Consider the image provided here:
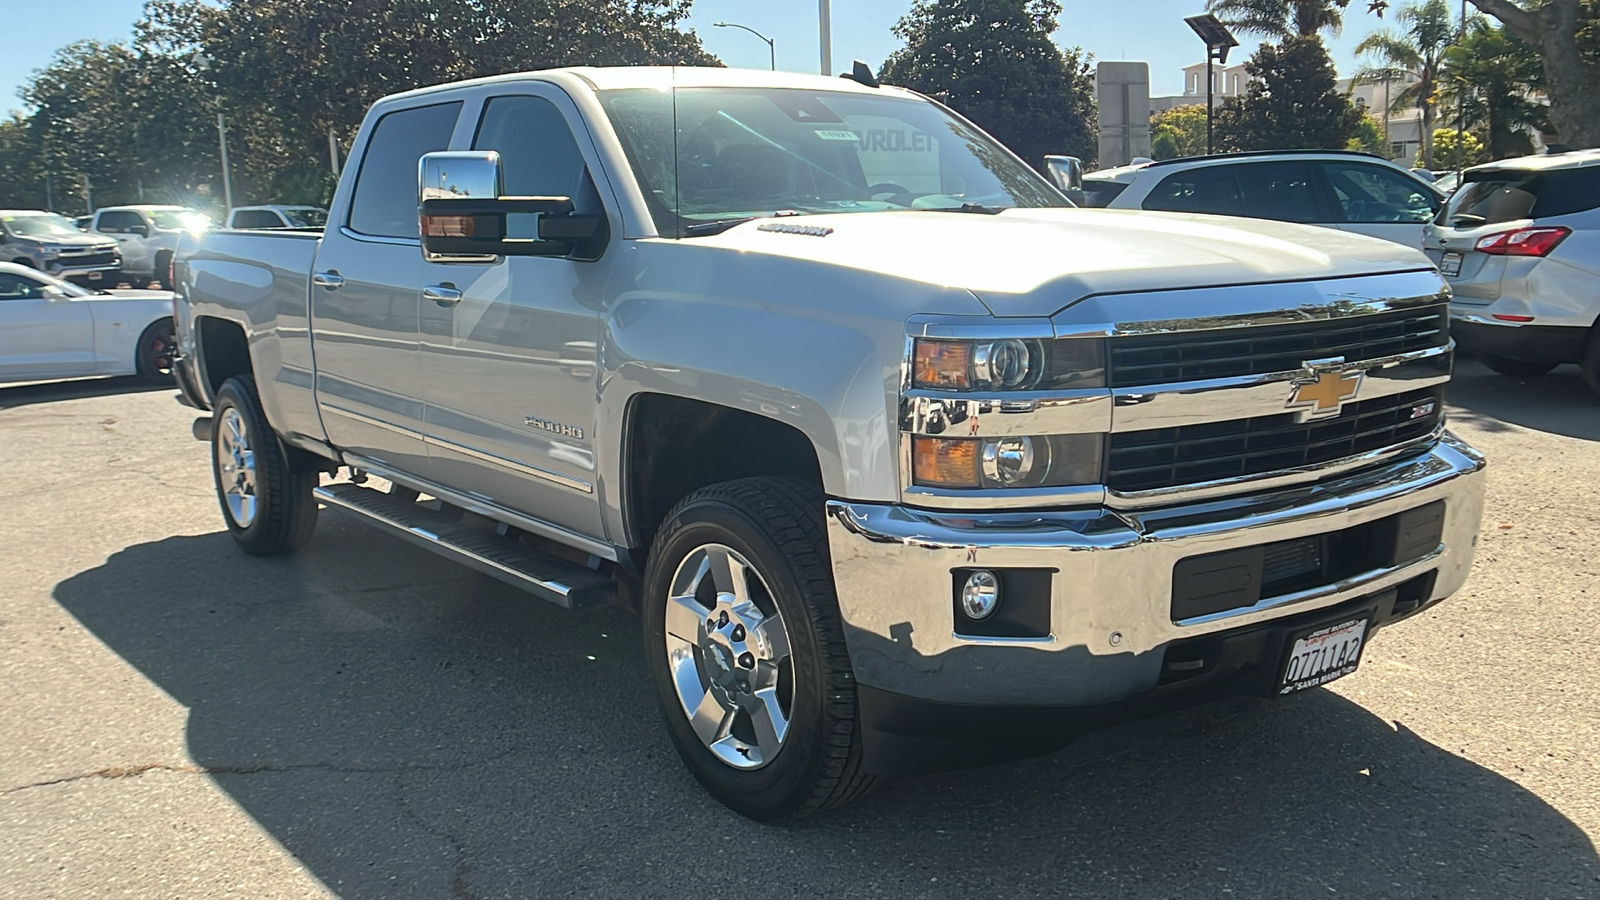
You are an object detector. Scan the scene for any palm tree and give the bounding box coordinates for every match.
[1206,0,1354,39]
[1438,19,1545,160]
[1353,0,1456,168]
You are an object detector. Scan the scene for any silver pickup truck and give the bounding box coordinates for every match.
[174,66,1486,819]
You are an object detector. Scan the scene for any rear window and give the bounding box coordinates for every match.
[1082,180,1128,208]
[1443,166,1600,226]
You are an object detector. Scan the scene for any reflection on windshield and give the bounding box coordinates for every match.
[2,214,82,237]
[599,86,1068,236]
[148,210,210,231]
[282,208,328,228]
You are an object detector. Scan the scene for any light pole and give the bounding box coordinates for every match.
[216,112,234,214]
[819,0,831,76]
[714,22,776,70]
[1185,14,1238,156]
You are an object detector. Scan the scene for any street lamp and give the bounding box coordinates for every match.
[713,21,776,70]
[1184,14,1238,155]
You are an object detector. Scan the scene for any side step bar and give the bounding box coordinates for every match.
[313,482,615,610]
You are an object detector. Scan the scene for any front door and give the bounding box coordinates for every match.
[95,210,154,277]
[0,271,94,380]
[311,99,463,478]
[418,88,610,539]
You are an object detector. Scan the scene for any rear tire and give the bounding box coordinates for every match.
[641,477,873,820]
[1480,356,1558,378]
[211,376,318,556]
[134,319,175,384]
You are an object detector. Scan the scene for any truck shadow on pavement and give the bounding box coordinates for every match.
[1447,359,1600,442]
[53,522,1599,900]
[0,376,175,410]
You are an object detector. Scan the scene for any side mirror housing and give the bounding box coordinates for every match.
[41,285,71,301]
[1044,154,1087,206]
[418,151,605,261]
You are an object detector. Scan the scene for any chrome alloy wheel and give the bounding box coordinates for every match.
[215,407,258,528]
[664,544,794,770]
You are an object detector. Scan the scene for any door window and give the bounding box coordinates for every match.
[473,95,591,202]
[0,272,46,300]
[1234,162,1320,223]
[232,210,279,229]
[1323,163,1438,223]
[96,211,141,233]
[348,101,463,239]
[1142,166,1244,216]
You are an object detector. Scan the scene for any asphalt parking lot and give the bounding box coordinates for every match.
[1,360,1597,900]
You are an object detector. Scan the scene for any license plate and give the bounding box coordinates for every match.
[1278,616,1370,694]
[1439,251,1463,277]
[86,271,102,281]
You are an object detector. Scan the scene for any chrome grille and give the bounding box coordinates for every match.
[1108,305,1448,388]
[1107,386,1444,493]
[59,250,118,268]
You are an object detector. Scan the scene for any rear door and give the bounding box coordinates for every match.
[311,99,463,478]
[1319,160,1439,249]
[0,271,94,380]
[416,86,610,538]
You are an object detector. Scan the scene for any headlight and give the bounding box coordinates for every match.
[39,246,60,259]
[912,337,1103,391]
[912,433,1102,489]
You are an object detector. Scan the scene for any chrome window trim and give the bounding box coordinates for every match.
[341,453,616,561]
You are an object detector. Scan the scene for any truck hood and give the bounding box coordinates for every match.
[696,208,1434,317]
[24,233,116,250]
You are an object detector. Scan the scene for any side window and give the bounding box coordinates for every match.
[1142,166,1244,216]
[1323,163,1437,223]
[472,95,593,208]
[348,101,463,239]
[96,211,133,233]
[1235,162,1319,223]
[0,272,45,300]
[234,211,277,229]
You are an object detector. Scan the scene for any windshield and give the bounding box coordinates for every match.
[148,209,210,230]
[282,208,328,228]
[598,86,1069,235]
[2,213,83,237]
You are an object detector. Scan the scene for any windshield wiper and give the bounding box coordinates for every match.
[682,216,759,237]
[920,203,1008,215]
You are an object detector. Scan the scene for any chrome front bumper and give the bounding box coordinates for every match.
[825,432,1486,706]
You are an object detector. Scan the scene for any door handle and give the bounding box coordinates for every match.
[312,270,344,290]
[423,284,462,306]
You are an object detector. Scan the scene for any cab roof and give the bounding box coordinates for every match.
[382,65,908,104]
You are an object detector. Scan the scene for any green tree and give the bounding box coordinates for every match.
[1150,104,1210,159]
[1207,0,1355,38]
[879,0,1097,168]
[1215,36,1364,151]
[1348,110,1390,155]
[1354,0,1456,169]
[1449,1,1600,148]
[1432,127,1489,165]
[1440,19,1546,157]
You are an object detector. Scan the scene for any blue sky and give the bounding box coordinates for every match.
[1,0,1390,117]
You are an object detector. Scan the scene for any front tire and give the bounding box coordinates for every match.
[1480,355,1558,378]
[210,376,318,556]
[641,477,873,820]
[134,319,175,384]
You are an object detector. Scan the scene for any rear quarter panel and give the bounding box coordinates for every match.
[180,230,327,449]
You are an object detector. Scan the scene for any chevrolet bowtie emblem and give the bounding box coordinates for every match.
[1287,358,1364,420]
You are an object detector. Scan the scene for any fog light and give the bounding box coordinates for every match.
[961,570,1001,619]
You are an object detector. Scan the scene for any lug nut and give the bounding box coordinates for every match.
[717,611,729,626]
[731,625,745,641]
[738,652,755,669]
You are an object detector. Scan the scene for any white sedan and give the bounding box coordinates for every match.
[0,261,176,385]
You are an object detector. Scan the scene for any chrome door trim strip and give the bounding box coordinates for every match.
[421,434,593,494]
[320,403,420,438]
[340,453,618,561]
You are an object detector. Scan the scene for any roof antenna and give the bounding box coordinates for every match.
[841,60,879,88]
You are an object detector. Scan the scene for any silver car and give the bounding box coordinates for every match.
[1424,150,1600,393]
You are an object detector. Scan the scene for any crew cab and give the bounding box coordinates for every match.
[173,67,1486,819]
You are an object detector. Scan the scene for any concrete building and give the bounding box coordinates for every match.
[1150,61,1252,113]
[1341,74,1427,168]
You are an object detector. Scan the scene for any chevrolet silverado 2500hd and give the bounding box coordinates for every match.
[174,66,1486,819]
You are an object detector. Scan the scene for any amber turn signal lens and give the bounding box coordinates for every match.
[422,214,476,238]
[913,340,972,389]
[912,436,981,488]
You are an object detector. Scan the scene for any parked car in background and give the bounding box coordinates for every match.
[0,260,174,385]
[1424,149,1600,392]
[175,66,1485,819]
[0,210,121,286]
[227,205,329,230]
[1432,171,1462,195]
[87,205,210,288]
[1082,150,1445,249]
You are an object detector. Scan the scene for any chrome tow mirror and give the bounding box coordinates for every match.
[1044,155,1086,206]
[418,151,605,261]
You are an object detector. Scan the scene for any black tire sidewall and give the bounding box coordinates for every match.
[642,495,834,820]
[210,377,314,555]
[135,319,175,383]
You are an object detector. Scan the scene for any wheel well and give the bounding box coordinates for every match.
[624,394,824,551]
[12,258,35,267]
[196,316,252,396]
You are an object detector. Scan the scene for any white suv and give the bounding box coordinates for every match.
[1084,150,1444,249]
